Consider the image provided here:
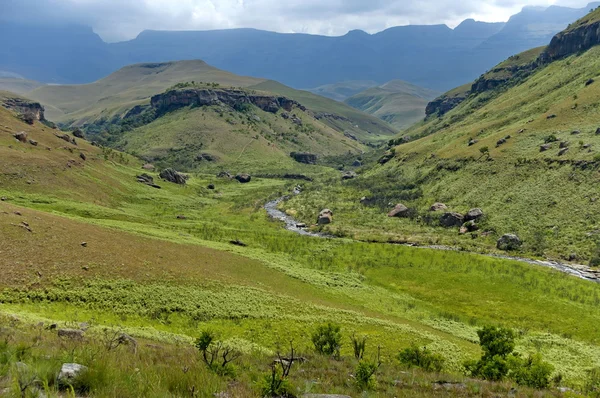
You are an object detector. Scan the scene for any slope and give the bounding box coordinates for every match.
[306,80,379,101]
[345,80,440,130]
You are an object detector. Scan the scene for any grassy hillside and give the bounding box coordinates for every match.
[307,80,378,101]
[2,90,600,396]
[345,80,440,130]
[0,77,45,95]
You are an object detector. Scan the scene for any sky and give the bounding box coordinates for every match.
[2,0,595,42]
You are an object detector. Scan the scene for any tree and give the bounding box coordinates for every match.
[464,326,516,381]
[260,341,299,397]
[194,330,241,374]
[398,344,444,372]
[311,323,342,358]
[508,354,554,389]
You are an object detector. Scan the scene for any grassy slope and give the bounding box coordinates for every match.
[0,78,45,95]
[2,97,600,396]
[307,80,378,101]
[344,80,440,130]
[250,80,398,142]
[285,43,600,263]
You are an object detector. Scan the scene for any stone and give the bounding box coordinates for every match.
[290,152,317,165]
[57,329,84,340]
[81,242,87,247]
[0,197,6,201]
[160,168,188,184]
[430,203,448,212]
[296,223,307,228]
[56,133,77,145]
[317,209,333,225]
[136,174,161,188]
[229,239,248,247]
[341,171,357,180]
[546,114,557,119]
[79,152,86,161]
[235,174,251,183]
[468,139,478,146]
[360,197,374,206]
[207,184,215,190]
[496,138,506,147]
[440,212,465,228]
[142,163,155,171]
[559,141,569,149]
[571,130,581,135]
[584,144,592,149]
[586,78,595,86]
[13,131,27,143]
[196,153,218,162]
[464,220,479,232]
[596,128,600,135]
[497,234,522,251]
[217,171,233,179]
[352,160,362,167]
[72,129,84,138]
[58,363,88,384]
[559,148,569,156]
[465,208,484,221]
[302,395,351,398]
[540,144,551,152]
[28,139,38,146]
[176,215,187,220]
[388,204,410,218]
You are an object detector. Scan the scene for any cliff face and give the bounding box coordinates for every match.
[1,97,45,123]
[425,94,469,117]
[150,88,305,114]
[541,20,600,62]
[471,62,539,93]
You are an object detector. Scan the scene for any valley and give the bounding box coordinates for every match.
[3,3,600,398]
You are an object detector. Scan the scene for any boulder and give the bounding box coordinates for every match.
[497,234,522,251]
[341,171,357,180]
[58,363,88,384]
[352,160,362,167]
[13,132,27,143]
[56,133,77,145]
[440,212,465,228]
[79,152,86,161]
[540,144,551,152]
[388,204,410,218]
[217,171,233,179]
[430,203,448,212]
[586,78,595,86]
[317,209,333,225]
[28,139,38,146]
[559,148,569,156]
[465,208,484,221]
[160,168,188,184]
[142,163,155,171]
[571,130,581,135]
[57,329,84,340]
[496,138,506,147]
[137,173,161,189]
[235,174,251,183]
[196,153,218,162]
[468,139,478,146]
[207,184,215,190]
[72,129,84,138]
[559,141,569,149]
[290,152,317,165]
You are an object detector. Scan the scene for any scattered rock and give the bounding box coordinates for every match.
[229,239,247,247]
[546,114,556,119]
[317,209,333,225]
[58,363,88,384]
[296,223,307,228]
[72,129,84,138]
[290,152,317,165]
[430,203,448,212]
[217,171,233,179]
[79,152,86,161]
[352,160,362,167]
[586,78,595,86]
[196,153,218,162]
[360,197,375,206]
[28,139,38,146]
[142,163,155,171]
[559,148,569,156]
[207,184,215,190]
[137,174,162,189]
[379,151,394,165]
[540,144,551,152]
[81,242,87,247]
[160,168,188,185]
[468,139,478,146]
[559,141,569,149]
[341,171,357,180]
[13,131,27,143]
[176,215,187,220]
[388,204,410,218]
[235,173,251,183]
[440,212,465,228]
[57,329,84,340]
[56,133,77,145]
[496,138,507,147]
[464,208,484,221]
[497,234,522,251]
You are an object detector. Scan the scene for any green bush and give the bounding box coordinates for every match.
[311,323,342,358]
[258,367,295,397]
[355,360,379,390]
[508,354,554,389]
[350,333,367,360]
[464,326,516,381]
[398,344,444,372]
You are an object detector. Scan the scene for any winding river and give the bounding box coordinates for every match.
[264,192,600,283]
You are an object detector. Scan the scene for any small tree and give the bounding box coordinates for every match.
[508,354,554,389]
[194,330,241,374]
[398,344,444,372]
[355,346,382,391]
[259,342,298,397]
[350,333,367,360]
[311,323,342,359]
[464,326,516,381]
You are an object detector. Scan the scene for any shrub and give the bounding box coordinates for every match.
[508,354,554,389]
[355,360,379,390]
[544,134,559,144]
[194,330,241,375]
[464,326,516,381]
[259,342,298,397]
[398,344,444,372]
[585,367,600,396]
[350,333,367,360]
[311,323,341,358]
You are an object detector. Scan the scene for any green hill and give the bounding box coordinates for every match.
[0,77,45,95]
[307,80,378,101]
[345,80,440,130]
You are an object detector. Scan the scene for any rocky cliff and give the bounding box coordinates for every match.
[540,18,600,62]
[0,96,45,123]
[150,88,305,114]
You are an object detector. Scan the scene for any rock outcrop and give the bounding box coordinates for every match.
[1,97,45,123]
[388,204,410,218]
[425,92,469,117]
[540,18,600,63]
[430,203,448,212]
[440,212,465,228]
[151,88,305,114]
[160,168,188,185]
[290,152,317,165]
[235,173,251,183]
[497,234,522,251]
[317,209,333,225]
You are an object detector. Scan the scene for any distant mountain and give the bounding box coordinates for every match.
[0,3,597,91]
[345,80,440,130]
[307,81,379,102]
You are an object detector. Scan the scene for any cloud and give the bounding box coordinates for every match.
[1,0,593,42]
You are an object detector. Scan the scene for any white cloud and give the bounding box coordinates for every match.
[2,0,594,41]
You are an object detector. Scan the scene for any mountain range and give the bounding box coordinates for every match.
[1,2,599,91]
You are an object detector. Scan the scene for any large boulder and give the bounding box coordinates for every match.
[388,204,410,218]
[142,163,155,171]
[317,209,333,225]
[341,171,357,180]
[58,363,88,384]
[13,131,27,143]
[160,168,188,184]
[497,234,522,251]
[290,152,317,165]
[465,208,484,221]
[430,203,448,212]
[72,129,85,138]
[440,212,465,228]
[235,173,251,183]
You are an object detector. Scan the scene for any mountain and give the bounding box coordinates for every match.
[307,80,378,101]
[344,80,440,130]
[0,3,596,92]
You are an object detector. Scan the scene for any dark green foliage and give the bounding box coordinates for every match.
[354,346,382,391]
[464,326,516,381]
[508,354,554,389]
[311,323,342,358]
[544,134,559,143]
[585,367,600,396]
[350,333,367,360]
[398,344,444,372]
[589,241,600,267]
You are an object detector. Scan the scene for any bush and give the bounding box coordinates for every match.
[194,330,240,375]
[398,344,444,372]
[355,360,379,390]
[508,354,554,389]
[585,367,600,396]
[464,326,516,381]
[311,323,341,358]
[350,333,367,360]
